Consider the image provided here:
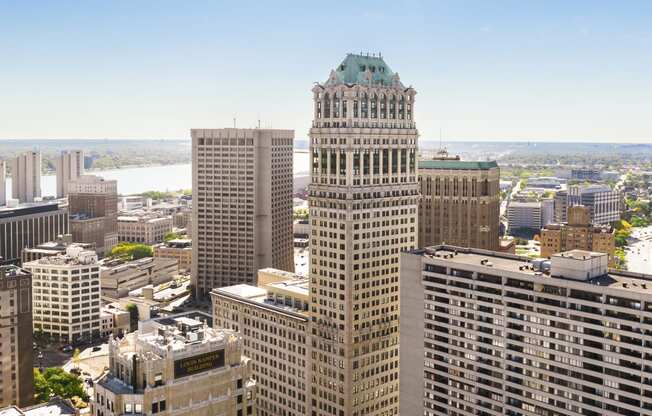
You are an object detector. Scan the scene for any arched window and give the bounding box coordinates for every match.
[361,93,368,118]
[399,95,405,119]
[380,94,387,119]
[389,95,396,119]
[370,94,377,119]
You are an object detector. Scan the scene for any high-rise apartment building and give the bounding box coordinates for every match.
[55,150,84,198]
[24,246,101,343]
[0,266,33,408]
[568,184,622,225]
[401,246,652,416]
[0,202,69,264]
[92,312,256,416]
[418,156,500,250]
[68,175,118,255]
[541,205,616,265]
[10,152,41,203]
[212,268,310,416]
[191,128,294,295]
[0,161,6,206]
[309,53,418,415]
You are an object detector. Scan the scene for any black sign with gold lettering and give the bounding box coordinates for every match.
[174,350,225,379]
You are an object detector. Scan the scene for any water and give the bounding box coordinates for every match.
[4,151,311,197]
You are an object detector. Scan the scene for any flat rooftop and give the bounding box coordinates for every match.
[419,245,652,295]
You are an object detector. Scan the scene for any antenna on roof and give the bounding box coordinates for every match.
[233,117,236,128]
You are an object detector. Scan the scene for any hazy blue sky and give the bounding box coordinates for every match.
[1,1,651,142]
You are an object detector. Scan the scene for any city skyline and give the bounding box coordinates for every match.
[2,1,652,142]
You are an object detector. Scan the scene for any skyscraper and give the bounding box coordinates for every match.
[55,150,84,198]
[10,151,41,203]
[309,53,418,415]
[191,128,294,296]
[0,265,34,408]
[68,175,118,255]
[418,155,500,251]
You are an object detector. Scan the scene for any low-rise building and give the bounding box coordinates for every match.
[92,312,256,416]
[24,246,101,343]
[100,257,178,298]
[541,205,616,265]
[153,239,192,271]
[212,269,309,416]
[0,397,78,416]
[117,214,173,245]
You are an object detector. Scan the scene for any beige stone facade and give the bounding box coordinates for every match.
[24,246,101,343]
[308,53,418,415]
[117,214,173,244]
[0,266,33,408]
[191,128,294,295]
[92,312,256,416]
[153,239,192,271]
[418,156,500,250]
[212,269,309,416]
[541,205,616,265]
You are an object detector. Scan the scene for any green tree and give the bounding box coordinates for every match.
[164,231,182,242]
[126,303,139,332]
[33,368,89,404]
[33,368,51,403]
[110,243,153,260]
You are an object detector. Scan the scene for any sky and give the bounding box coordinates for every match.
[1,0,651,142]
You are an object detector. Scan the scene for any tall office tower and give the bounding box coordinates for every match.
[10,151,41,203]
[55,150,84,198]
[0,265,34,408]
[68,175,118,255]
[418,155,500,250]
[0,161,6,206]
[0,202,69,265]
[553,189,568,223]
[191,128,294,296]
[401,246,652,416]
[568,184,623,225]
[309,53,418,416]
[24,246,101,343]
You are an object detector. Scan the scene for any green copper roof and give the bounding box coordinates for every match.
[419,160,499,170]
[324,53,403,87]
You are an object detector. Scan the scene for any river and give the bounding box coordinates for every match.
[4,151,311,196]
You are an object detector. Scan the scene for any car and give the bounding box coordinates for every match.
[61,345,74,353]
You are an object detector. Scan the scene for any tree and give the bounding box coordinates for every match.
[164,231,182,242]
[126,303,139,332]
[72,349,81,371]
[110,243,153,260]
[33,368,89,404]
